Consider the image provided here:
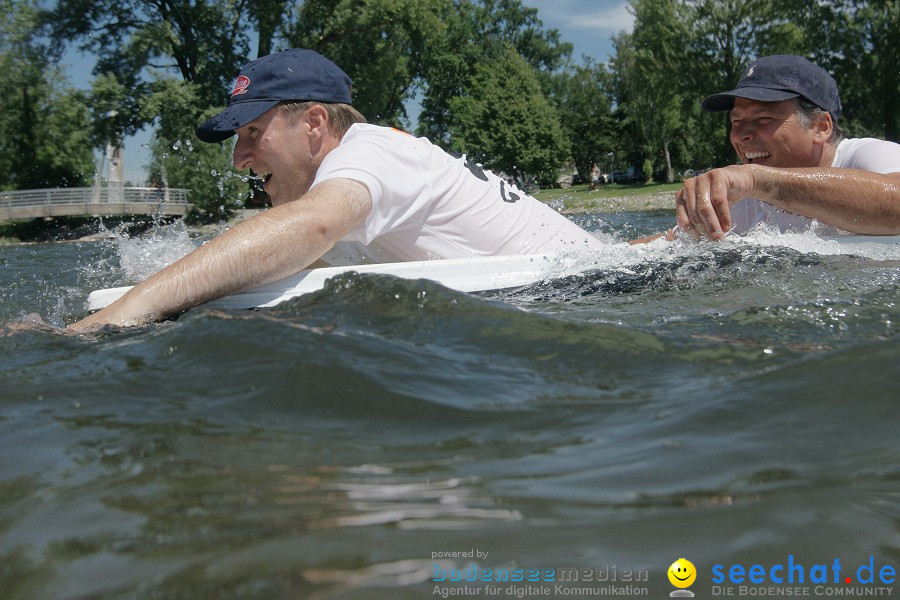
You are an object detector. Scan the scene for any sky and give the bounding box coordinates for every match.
[520,0,634,63]
[60,0,635,184]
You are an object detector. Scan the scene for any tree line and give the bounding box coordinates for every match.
[1,0,897,220]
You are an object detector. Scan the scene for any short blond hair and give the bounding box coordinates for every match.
[278,101,367,137]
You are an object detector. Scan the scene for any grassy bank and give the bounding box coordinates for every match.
[534,182,681,214]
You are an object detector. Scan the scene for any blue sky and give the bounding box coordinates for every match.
[60,0,634,183]
[521,0,633,62]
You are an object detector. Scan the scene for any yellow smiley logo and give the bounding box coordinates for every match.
[668,558,697,588]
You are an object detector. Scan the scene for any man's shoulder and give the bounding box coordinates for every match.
[838,136,900,149]
[340,125,460,173]
[836,137,900,157]
[342,123,419,142]
[341,122,385,141]
[833,137,900,173]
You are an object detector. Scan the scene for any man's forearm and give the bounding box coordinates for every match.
[103,209,329,323]
[68,179,372,330]
[753,166,900,234]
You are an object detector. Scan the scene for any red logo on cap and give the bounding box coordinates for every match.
[231,75,250,97]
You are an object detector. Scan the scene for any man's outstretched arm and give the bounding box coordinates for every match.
[67,178,372,332]
[677,165,900,240]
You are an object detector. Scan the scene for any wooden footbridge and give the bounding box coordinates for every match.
[1,186,192,222]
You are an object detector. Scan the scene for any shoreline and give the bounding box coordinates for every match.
[0,190,676,244]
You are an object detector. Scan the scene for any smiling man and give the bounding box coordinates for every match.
[675,54,900,240]
[69,49,603,331]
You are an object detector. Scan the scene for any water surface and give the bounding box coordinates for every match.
[1,212,898,599]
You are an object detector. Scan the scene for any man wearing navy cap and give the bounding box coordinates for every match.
[673,54,900,240]
[70,49,604,331]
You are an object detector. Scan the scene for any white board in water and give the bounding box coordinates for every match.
[85,234,900,311]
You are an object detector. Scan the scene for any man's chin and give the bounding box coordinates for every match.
[262,182,279,205]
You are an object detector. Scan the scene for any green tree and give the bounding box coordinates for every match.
[550,59,616,184]
[0,0,94,190]
[88,73,145,156]
[612,0,691,182]
[823,0,900,141]
[417,0,572,144]
[284,0,449,127]
[48,0,264,105]
[449,45,568,186]
[683,0,776,97]
[254,0,292,58]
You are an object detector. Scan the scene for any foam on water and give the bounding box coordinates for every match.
[579,226,899,282]
[516,224,900,293]
[106,220,198,282]
[737,225,900,261]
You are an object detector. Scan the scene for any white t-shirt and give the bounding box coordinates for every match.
[310,124,604,264]
[730,137,900,234]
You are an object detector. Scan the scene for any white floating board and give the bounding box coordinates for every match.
[85,234,900,312]
[86,253,567,311]
[820,234,900,246]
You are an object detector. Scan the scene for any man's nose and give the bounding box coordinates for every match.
[731,122,752,140]
[233,139,251,170]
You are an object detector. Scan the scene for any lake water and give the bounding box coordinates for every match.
[1,211,898,599]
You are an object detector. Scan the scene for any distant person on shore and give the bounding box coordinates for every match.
[68,49,603,332]
[589,163,602,191]
[648,55,900,243]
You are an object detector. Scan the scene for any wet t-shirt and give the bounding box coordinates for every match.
[311,124,604,264]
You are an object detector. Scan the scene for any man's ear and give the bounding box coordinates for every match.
[814,111,833,143]
[305,104,329,139]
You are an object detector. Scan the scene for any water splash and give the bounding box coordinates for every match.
[112,221,197,282]
[738,225,900,261]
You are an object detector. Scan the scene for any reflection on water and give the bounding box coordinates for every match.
[0,213,898,599]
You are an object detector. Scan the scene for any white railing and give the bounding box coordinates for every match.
[0,187,190,207]
[0,187,192,221]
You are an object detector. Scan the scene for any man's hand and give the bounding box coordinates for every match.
[675,165,757,240]
[67,178,373,333]
[65,300,153,334]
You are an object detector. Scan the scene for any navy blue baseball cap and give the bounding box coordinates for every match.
[702,55,842,122]
[196,48,353,143]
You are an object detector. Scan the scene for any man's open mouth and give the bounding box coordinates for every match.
[745,151,771,164]
[250,170,272,185]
